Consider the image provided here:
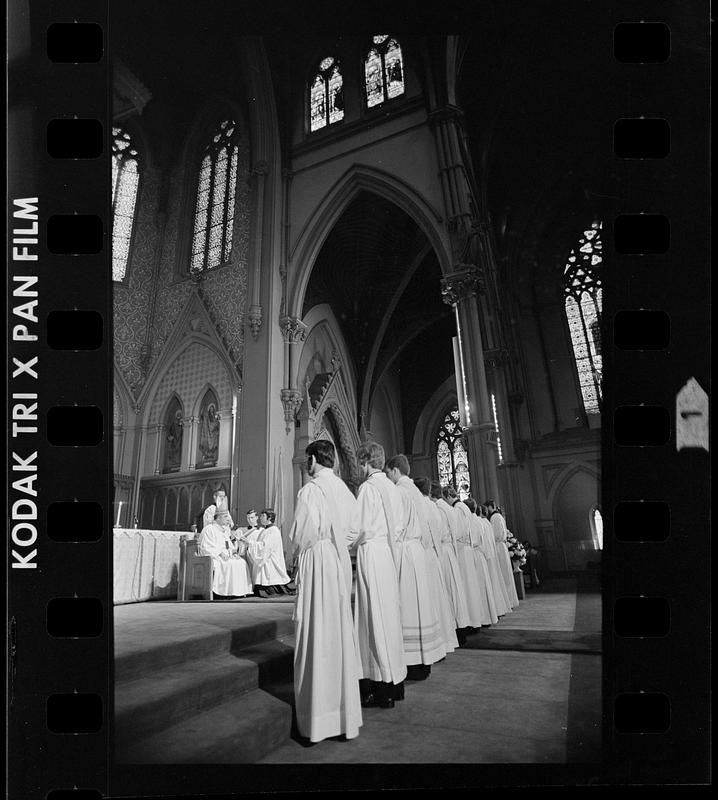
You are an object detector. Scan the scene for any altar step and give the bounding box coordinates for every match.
[115,613,296,763]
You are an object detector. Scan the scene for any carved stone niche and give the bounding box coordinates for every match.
[440,266,486,306]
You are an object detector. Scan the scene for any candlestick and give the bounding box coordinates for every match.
[115,500,123,528]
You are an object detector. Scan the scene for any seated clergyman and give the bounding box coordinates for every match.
[198,510,253,599]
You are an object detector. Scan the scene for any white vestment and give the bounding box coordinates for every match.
[491,511,520,607]
[453,501,493,626]
[393,476,445,665]
[247,525,291,586]
[421,495,459,652]
[467,513,499,623]
[287,467,362,743]
[479,516,512,615]
[435,498,472,628]
[348,472,407,684]
[198,522,252,596]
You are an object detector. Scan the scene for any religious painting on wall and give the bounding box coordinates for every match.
[162,397,183,474]
[196,388,220,468]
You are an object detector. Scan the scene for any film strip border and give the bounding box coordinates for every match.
[8,1,110,799]
[5,1,710,796]
[607,8,710,783]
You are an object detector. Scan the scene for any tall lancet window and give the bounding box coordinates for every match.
[364,35,405,108]
[190,120,239,275]
[564,220,603,415]
[309,56,344,132]
[491,393,504,464]
[111,127,140,282]
[436,408,471,500]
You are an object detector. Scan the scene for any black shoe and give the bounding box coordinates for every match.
[393,681,405,701]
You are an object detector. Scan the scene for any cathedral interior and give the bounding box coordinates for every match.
[110,2,610,574]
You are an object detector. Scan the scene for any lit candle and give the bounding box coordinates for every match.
[115,500,123,528]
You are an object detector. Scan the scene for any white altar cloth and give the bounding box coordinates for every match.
[113,528,187,605]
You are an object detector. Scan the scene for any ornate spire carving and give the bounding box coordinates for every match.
[440,267,486,306]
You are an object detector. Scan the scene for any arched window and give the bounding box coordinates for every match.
[309,56,344,132]
[190,120,240,275]
[564,220,603,415]
[195,388,220,468]
[111,127,140,282]
[162,397,184,474]
[591,507,603,550]
[436,407,471,500]
[364,35,405,108]
[491,393,504,464]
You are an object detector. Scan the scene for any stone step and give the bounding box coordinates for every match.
[116,687,293,764]
[115,615,295,683]
[115,635,295,745]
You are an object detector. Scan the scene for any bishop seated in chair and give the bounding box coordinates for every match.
[198,510,253,599]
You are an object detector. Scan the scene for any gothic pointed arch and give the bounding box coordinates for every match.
[287,164,450,319]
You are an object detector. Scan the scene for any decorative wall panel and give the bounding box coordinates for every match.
[148,341,233,424]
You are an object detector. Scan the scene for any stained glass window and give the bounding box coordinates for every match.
[564,221,603,415]
[436,407,471,500]
[364,36,405,108]
[309,56,344,132]
[190,120,240,274]
[112,127,140,282]
[592,507,603,550]
[491,393,504,463]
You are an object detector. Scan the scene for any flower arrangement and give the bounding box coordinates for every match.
[506,531,527,567]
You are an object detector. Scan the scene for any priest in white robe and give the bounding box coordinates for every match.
[486,499,520,608]
[414,477,459,655]
[287,439,362,744]
[463,497,499,623]
[197,510,253,598]
[247,509,292,596]
[446,487,492,627]
[479,504,512,615]
[348,441,407,708]
[433,482,472,643]
[386,454,446,680]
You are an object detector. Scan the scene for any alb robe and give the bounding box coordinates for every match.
[490,511,520,608]
[467,513,499,623]
[421,495,459,653]
[393,476,445,665]
[247,525,291,587]
[478,516,512,615]
[348,472,407,685]
[198,521,253,596]
[435,498,472,629]
[287,467,362,743]
[453,501,493,626]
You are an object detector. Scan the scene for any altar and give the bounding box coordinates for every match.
[113,528,191,605]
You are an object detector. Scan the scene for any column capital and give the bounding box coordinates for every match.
[251,160,269,176]
[484,347,510,371]
[280,315,308,344]
[440,266,485,306]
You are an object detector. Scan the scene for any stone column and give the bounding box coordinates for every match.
[152,423,165,475]
[182,416,199,471]
[441,267,499,502]
[248,161,269,341]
